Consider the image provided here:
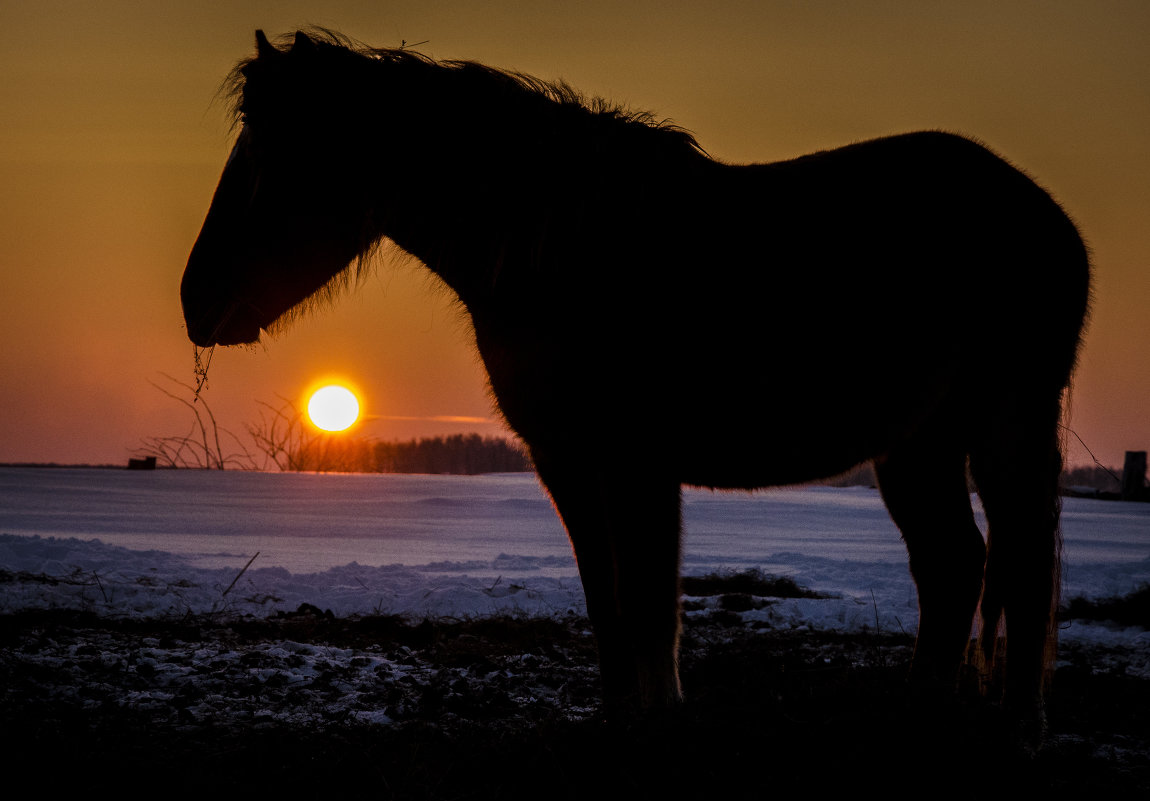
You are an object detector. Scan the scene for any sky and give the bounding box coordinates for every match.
[1,1,1147,469]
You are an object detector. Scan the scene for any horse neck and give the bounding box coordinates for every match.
[367,131,577,310]
[370,193,515,311]
[358,82,710,310]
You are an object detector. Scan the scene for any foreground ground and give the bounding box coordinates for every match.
[1,606,1147,798]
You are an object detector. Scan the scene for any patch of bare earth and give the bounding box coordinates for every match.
[1,608,1147,798]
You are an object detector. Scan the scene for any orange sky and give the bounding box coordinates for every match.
[1,1,1147,469]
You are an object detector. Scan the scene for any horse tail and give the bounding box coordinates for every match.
[974,485,1063,697]
[969,389,1066,713]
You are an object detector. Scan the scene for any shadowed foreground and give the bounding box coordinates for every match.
[1,609,1146,797]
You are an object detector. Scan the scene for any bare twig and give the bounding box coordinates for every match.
[222,552,260,598]
[135,374,261,470]
[92,571,109,603]
[1059,423,1122,484]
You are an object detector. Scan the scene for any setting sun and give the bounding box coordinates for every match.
[306,385,360,432]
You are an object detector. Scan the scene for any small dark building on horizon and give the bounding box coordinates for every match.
[1122,450,1148,501]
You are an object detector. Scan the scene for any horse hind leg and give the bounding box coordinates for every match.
[875,433,986,691]
[969,393,1064,744]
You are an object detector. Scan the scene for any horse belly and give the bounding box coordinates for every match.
[668,344,959,489]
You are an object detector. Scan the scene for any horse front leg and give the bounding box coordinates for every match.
[534,457,684,715]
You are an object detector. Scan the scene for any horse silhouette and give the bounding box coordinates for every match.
[182,30,1091,739]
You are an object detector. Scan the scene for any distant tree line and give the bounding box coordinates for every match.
[371,433,532,474]
[293,433,532,475]
[1060,464,1123,495]
[813,461,1129,496]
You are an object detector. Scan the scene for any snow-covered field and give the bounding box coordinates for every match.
[2,467,1147,657]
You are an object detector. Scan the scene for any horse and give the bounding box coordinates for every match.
[181,29,1091,740]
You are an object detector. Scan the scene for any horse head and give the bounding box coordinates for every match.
[181,30,378,347]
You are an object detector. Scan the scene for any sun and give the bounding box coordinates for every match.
[306,385,360,432]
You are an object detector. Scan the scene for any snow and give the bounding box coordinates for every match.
[2,465,1149,730]
[2,467,1148,645]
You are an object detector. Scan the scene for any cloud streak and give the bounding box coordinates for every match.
[368,415,497,425]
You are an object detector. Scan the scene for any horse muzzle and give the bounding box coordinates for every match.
[181,279,265,347]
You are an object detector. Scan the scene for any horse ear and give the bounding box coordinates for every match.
[255,30,278,59]
[291,30,317,54]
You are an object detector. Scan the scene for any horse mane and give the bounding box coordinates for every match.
[222,27,705,156]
